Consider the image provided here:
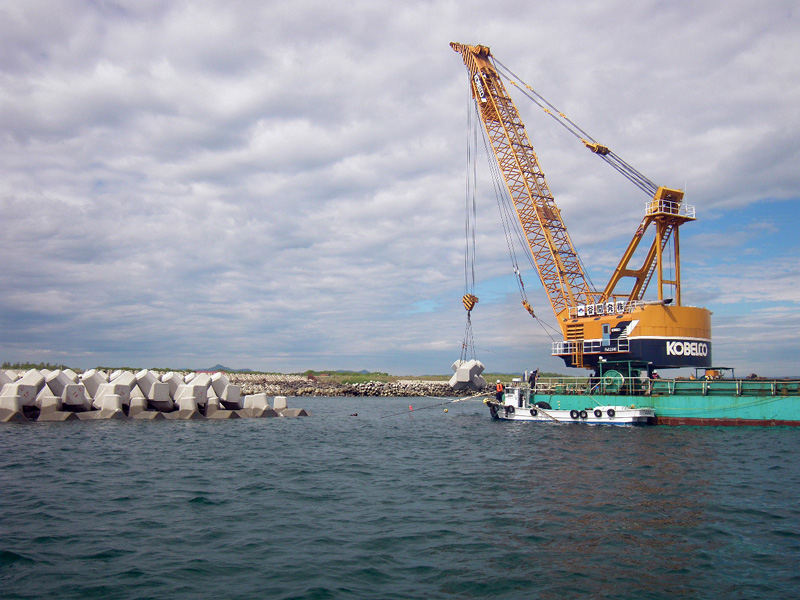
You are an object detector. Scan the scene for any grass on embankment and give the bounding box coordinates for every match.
[302,370,565,385]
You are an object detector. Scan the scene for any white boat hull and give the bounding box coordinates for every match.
[489,402,654,425]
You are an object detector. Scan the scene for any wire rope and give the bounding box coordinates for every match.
[492,58,658,197]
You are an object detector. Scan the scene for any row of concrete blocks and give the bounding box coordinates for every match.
[0,368,309,422]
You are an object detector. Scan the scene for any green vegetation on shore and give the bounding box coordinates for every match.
[301,370,565,385]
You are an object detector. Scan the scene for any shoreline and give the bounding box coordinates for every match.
[227,373,480,398]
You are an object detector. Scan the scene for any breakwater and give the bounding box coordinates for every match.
[0,368,309,422]
[228,373,481,398]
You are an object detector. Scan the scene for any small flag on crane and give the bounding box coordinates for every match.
[462,294,479,312]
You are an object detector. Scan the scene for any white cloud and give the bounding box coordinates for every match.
[1,0,798,375]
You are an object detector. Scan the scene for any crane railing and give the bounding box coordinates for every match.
[646,199,695,218]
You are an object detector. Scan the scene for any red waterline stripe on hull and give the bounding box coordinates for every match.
[655,417,800,427]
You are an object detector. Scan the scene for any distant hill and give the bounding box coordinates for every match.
[199,364,253,373]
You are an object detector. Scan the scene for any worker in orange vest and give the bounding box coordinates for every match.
[495,379,504,401]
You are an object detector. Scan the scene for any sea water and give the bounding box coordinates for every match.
[1,397,799,599]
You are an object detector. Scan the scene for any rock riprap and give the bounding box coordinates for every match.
[227,373,483,398]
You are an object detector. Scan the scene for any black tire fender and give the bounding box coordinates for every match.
[579,410,588,419]
[530,408,538,416]
[607,408,616,418]
[570,409,579,419]
[594,409,602,418]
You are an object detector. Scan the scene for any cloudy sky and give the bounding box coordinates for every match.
[2,0,799,376]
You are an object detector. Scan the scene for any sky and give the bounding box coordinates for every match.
[1,0,799,376]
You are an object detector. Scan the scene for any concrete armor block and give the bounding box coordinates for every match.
[77,407,126,420]
[131,410,166,420]
[45,371,72,397]
[148,382,171,403]
[93,382,132,409]
[273,396,288,411]
[165,406,204,419]
[97,394,123,412]
[1,383,38,407]
[36,394,62,413]
[210,372,230,396]
[135,370,171,402]
[174,383,207,407]
[219,385,242,409]
[449,359,487,391]
[240,394,278,417]
[18,370,46,393]
[80,369,108,399]
[37,409,78,422]
[161,372,185,398]
[110,371,137,391]
[63,369,80,383]
[61,383,90,409]
[0,393,26,421]
[281,408,310,417]
[244,393,270,410]
[205,397,241,419]
[174,392,200,411]
[128,397,149,417]
[191,373,212,388]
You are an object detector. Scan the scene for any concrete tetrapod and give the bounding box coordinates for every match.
[241,393,280,418]
[448,359,487,391]
[2,369,311,421]
[0,381,37,421]
[76,394,126,420]
[80,369,108,400]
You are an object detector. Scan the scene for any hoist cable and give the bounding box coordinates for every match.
[474,104,562,342]
[464,93,478,297]
[459,86,480,363]
[492,58,658,197]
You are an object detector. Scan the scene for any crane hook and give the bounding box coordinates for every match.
[462,294,479,312]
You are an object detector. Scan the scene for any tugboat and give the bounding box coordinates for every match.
[486,378,654,425]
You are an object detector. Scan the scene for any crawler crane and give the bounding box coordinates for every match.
[451,43,711,373]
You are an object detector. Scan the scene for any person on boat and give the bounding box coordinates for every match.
[495,380,504,401]
[527,369,538,387]
[589,370,599,392]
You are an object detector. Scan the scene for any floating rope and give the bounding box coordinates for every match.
[380,392,487,419]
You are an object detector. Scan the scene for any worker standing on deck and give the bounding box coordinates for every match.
[495,380,504,401]
[528,369,539,387]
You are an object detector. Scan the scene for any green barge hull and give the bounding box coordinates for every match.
[532,377,800,426]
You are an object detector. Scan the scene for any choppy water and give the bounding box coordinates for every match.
[2,397,799,599]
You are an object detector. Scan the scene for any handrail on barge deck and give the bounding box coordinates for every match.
[529,376,800,398]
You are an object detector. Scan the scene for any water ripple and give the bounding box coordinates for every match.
[2,397,800,599]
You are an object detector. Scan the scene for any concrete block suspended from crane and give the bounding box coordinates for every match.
[449,359,487,391]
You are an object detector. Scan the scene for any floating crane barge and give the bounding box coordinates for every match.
[451,42,799,425]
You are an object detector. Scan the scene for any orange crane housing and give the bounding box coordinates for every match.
[451,43,711,372]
